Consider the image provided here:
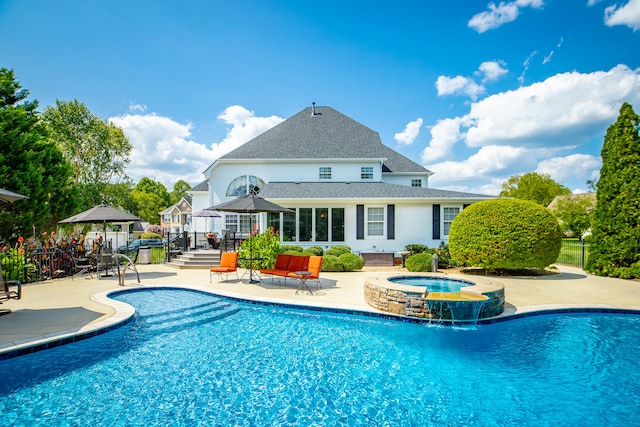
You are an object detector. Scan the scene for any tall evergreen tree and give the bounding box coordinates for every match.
[0,68,79,240]
[586,102,640,277]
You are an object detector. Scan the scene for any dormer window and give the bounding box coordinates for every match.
[411,179,422,187]
[319,167,332,180]
[361,167,373,180]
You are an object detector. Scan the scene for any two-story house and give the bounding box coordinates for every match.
[201,105,490,254]
[159,196,192,234]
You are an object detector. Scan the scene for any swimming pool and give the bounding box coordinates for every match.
[1,288,639,425]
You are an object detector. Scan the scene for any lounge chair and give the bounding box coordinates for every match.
[210,251,239,282]
[72,256,94,280]
[0,262,22,314]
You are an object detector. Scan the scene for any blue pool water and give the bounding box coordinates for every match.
[1,288,639,426]
[388,275,471,292]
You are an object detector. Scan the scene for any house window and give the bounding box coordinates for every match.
[299,208,313,241]
[332,208,344,241]
[316,208,328,241]
[443,207,460,236]
[319,167,332,179]
[361,167,374,180]
[172,214,179,223]
[278,207,344,242]
[226,175,267,196]
[411,179,422,187]
[225,213,257,233]
[163,215,171,223]
[367,207,384,237]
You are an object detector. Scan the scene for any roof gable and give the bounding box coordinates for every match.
[217,106,430,174]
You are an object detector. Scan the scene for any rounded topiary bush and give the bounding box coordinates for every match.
[405,252,433,272]
[339,253,364,271]
[281,245,304,253]
[449,199,562,270]
[325,246,351,257]
[320,255,344,272]
[307,246,324,256]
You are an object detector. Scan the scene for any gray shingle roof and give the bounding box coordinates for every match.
[259,182,490,200]
[219,106,430,174]
[190,180,209,192]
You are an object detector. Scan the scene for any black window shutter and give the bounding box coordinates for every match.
[432,204,440,240]
[356,204,364,240]
[387,204,395,239]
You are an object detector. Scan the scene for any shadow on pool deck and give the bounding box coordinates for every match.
[1,263,640,354]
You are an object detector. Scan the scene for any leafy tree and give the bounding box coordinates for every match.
[131,178,170,223]
[500,172,571,206]
[42,100,132,209]
[0,68,79,240]
[586,102,640,277]
[549,194,595,238]
[449,199,562,271]
[170,179,191,205]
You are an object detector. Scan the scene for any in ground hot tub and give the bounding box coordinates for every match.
[364,275,505,323]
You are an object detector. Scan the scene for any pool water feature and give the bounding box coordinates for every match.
[1,288,639,425]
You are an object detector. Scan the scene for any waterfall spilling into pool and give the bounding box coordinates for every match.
[364,275,505,322]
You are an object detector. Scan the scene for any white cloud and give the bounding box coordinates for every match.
[129,103,147,113]
[110,105,284,188]
[536,153,601,183]
[465,65,640,147]
[468,0,544,33]
[478,61,508,82]
[422,65,640,192]
[213,105,284,154]
[604,0,640,31]
[394,118,423,145]
[420,117,465,162]
[436,75,485,100]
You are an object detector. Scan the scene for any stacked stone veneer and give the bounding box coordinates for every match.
[364,277,505,321]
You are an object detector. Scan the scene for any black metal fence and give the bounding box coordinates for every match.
[556,239,589,268]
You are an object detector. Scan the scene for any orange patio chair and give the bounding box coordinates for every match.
[288,256,323,289]
[210,251,239,282]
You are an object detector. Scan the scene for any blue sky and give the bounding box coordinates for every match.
[1,0,639,195]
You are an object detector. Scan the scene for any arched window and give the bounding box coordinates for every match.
[226,175,267,196]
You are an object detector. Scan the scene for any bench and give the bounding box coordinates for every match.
[260,254,323,289]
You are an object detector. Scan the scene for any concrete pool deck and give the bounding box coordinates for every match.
[1,262,640,355]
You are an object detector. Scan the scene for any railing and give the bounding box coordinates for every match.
[556,239,589,268]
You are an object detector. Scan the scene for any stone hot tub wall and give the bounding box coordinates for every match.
[364,276,505,321]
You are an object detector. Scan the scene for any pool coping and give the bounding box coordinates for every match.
[2,282,640,360]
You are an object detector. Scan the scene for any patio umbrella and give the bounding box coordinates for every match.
[192,210,221,218]
[59,204,142,250]
[206,194,291,283]
[0,187,28,204]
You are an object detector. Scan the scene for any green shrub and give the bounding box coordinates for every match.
[405,244,429,255]
[140,232,162,240]
[320,255,344,272]
[307,246,324,256]
[435,242,459,268]
[339,253,364,271]
[281,245,304,253]
[325,246,351,257]
[238,228,281,269]
[405,252,433,272]
[449,199,562,270]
